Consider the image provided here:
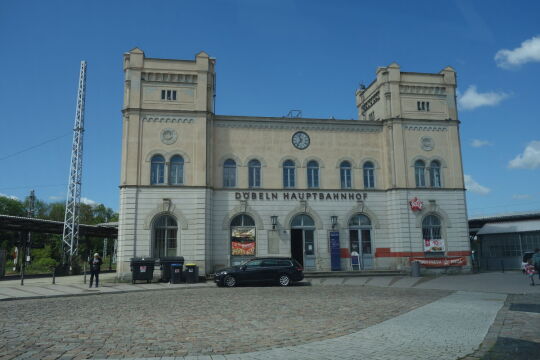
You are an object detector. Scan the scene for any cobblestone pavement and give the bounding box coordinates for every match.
[0,286,450,359]
[460,294,540,360]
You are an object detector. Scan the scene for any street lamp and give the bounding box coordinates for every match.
[271,215,278,230]
[331,215,338,229]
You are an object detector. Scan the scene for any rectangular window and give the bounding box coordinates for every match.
[161,90,177,101]
[283,168,295,188]
[307,168,319,188]
[417,101,430,111]
[249,167,261,188]
[341,168,352,189]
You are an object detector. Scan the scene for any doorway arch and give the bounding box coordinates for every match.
[290,214,316,270]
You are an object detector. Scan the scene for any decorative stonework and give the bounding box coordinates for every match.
[404,125,447,132]
[160,128,177,145]
[421,136,434,151]
[143,116,194,124]
[400,85,446,96]
[214,121,382,133]
[142,72,197,84]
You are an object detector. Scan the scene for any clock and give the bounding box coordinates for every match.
[292,131,310,150]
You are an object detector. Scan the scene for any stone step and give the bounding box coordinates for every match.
[304,270,407,278]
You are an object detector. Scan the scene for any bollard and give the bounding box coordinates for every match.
[501,260,504,273]
[411,260,421,277]
[52,268,56,285]
[83,263,87,284]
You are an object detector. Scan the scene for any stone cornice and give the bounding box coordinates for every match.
[119,185,467,192]
[214,119,382,133]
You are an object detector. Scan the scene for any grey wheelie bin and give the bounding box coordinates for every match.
[130,257,155,284]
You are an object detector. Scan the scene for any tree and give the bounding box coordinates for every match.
[0,196,25,216]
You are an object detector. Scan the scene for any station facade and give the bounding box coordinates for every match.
[117,48,471,278]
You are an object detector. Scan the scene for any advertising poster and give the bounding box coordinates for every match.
[231,228,256,256]
[423,238,446,252]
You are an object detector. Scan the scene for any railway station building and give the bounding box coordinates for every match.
[116,48,471,278]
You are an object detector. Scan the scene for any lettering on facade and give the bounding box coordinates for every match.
[234,191,368,201]
[361,91,380,113]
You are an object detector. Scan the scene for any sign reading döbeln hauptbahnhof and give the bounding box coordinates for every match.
[117,49,471,278]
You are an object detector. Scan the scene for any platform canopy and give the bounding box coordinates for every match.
[0,214,117,238]
[477,220,540,236]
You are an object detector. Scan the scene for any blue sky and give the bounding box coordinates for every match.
[0,0,539,217]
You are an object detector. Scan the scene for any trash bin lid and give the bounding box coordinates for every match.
[171,263,181,266]
[185,263,196,266]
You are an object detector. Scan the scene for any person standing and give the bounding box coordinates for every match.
[89,253,103,288]
[525,259,537,286]
[533,248,540,281]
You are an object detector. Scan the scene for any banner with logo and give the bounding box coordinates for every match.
[423,238,446,252]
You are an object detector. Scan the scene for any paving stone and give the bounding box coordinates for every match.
[0,286,448,359]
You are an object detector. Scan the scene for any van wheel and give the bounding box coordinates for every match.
[278,274,291,286]
[224,275,236,287]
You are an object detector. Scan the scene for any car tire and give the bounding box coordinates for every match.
[278,274,291,287]
[224,275,236,287]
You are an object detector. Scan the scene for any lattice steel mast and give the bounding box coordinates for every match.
[62,61,87,270]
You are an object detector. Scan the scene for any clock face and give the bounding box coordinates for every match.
[292,131,310,150]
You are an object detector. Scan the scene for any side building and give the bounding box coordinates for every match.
[117,48,471,278]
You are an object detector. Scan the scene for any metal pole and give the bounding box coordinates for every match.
[52,268,56,285]
[83,263,86,284]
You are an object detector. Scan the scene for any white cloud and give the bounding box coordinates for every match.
[49,195,64,201]
[458,85,509,110]
[495,35,540,68]
[81,197,98,206]
[0,193,19,200]
[464,174,491,195]
[508,141,540,169]
[471,139,492,148]
[512,194,533,200]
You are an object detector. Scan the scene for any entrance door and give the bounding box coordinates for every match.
[348,214,373,270]
[290,214,316,271]
[291,229,304,267]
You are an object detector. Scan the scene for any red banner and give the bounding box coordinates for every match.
[410,257,467,267]
[231,241,255,256]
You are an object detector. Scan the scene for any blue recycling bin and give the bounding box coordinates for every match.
[171,263,183,284]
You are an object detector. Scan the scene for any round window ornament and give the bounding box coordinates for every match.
[161,128,177,145]
[421,137,434,151]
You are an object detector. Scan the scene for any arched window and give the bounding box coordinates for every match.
[153,215,177,257]
[307,160,319,188]
[363,161,375,188]
[150,155,165,185]
[340,161,352,189]
[422,214,444,253]
[349,214,373,270]
[169,155,184,185]
[283,160,296,188]
[422,215,441,240]
[429,160,441,188]
[415,160,426,187]
[291,214,315,228]
[248,159,261,188]
[230,214,256,265]
[223,159,236,187]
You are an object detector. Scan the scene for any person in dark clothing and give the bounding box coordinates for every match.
[89,253,103,288]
